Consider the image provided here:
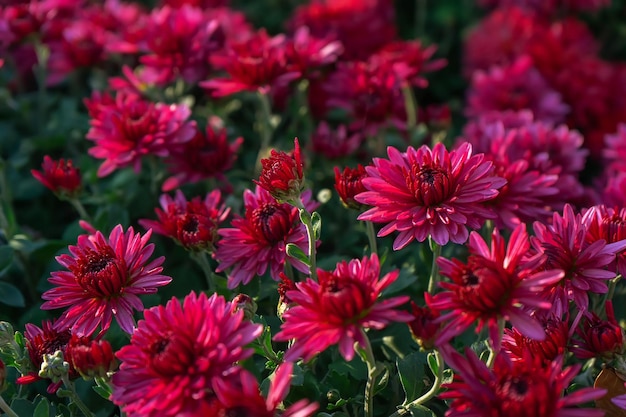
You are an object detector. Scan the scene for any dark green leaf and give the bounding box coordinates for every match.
[427,352,439,376]
[0,245,13,276]
[407,404,437,417]
[397,351,428,404]
[311,211,322,240]
[33,397,50,417]
[0,281,25,307]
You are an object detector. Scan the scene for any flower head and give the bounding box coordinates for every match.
[31,155,82,198]
[431,225,564,351]
[311,122,362,159]
[67,336,117,379]
[441,349,606,417]
[585,205,626,277]
[139,189,230,252]
[274,254,412,361]
[255,138,305,204]
[356,143,506,249]
[215,186,318,289]
[408,294,442,351]
[502,315,569,365]
[84,91,196,177]
[285,26,343,76]
[41,224,172,336]
[570,301,625,360]
[334,165,368,210]
[111,292,263,417]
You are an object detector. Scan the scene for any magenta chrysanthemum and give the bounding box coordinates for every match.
[274,254,412,362]
[355,142,506,249]
[41,224,172,336]
[111,292,262,417]
[215,186,318,289]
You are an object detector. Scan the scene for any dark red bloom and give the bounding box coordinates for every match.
[285,26,343,76]
[255,138,305,204]
[584,205,626,277]
[139,189,230,252]
[502,315,569,365]
[334,165,368,210]
[408,294,441,351]
[67,336,117,379]
[311,122,362,159]
[570,302,625,360]
[31,156,82,198]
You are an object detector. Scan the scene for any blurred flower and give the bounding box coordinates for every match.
[41,224,172,336]
[0,358,5,390]
[584,205,626,277]
[255,138,304,204]
[466,56,569,123]
[408,294,441,351]
[215,186,318,289]
[84,91,196,177]
[477,0,610,13]
[162,121,243,192]
[531,205,626,315]
[213,363,318,417]
[311,122,362,159]
[67,336,117,379]
[502,315,569,365]
[334,165,368,210]
[356,143,505,249]
[285,26,343,76]
[441,349,606,417]
[31,155,82,198]
[201,29,299,97]
[275,254,412,361]
[570,302,625,360]
[139,189,229,252]
[432,225,564,351]
[604,123,626,175]
[111,292,262,417]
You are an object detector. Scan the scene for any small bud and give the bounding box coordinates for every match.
[255,138,305,205]
[38,350,69,383]
[408,295,441,351]
[334,165,368,210]
[67,337,117,380]
[277,273,297,321]
[326,389,341,403]
[31,156,82,198]
[231,294,258,321]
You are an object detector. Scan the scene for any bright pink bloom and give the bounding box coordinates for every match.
[99,0,149,55]
[158,0,229,9]
[213,363,318,417]
[441,349,606,417]
[285,26,343,76]
[334,165,368,210]
[431,225,564,350]
[139,189,229,252]
[356,143,505,249]
[466,56,569,123]
[502,315,569,365]
[162,120,243,192]
[570,301,625,360]
[31,155,82,197]
[201,29,300,97]
[532,205,626,315]
[111,292,262,417]
[255,138,305,204]
[215,186,318,289]
[84,91,196,176]
[139,5,224,86]
[311,122,362,159]
[274,254,412,361]
[41,224,172,336]
[602,172,626,208]
[584,204,626,277]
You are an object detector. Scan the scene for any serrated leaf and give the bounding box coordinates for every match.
[407,404,436,417]
[0,281,25,307]
[286,243,310,266]
[397,351,427,404]
[33,397,50,417]
[311,212,322,240]
[0,245,14,276]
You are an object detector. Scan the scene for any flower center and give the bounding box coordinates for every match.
[72,246,128,298]
[407,165,452,206]
[251,203,293,244]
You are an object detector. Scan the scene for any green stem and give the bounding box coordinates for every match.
[298,207,317,281]
[485,317,505,368]
[61,375,96,417]
[0,159,16,239]
[365,221,378,256]
[427,239,441,293]
[0,395,20,417]
[401,84,418,134]
[192,251,216,293]
[254,91,274,175]
[68,198,91,223]
[359,330,381,417]
[390,350,444,416]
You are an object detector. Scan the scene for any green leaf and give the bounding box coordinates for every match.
[285,243,310,266]
[397,351,428,404]
[33,397,50,417]
[93,376,113,400]
[406,404,437,417]
[0,281,25,307]
[311,212,322,240]
[0,245,14,276]
[427,352,439,376]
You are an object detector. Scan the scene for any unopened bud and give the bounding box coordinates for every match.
[38,350,69,383]
[231,294,258,321]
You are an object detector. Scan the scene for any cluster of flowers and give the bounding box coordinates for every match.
[3,0,626,416]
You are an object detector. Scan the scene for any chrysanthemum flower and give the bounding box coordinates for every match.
[531,204,626,315]
[334,165,368,210]
[285,26,343,76]
[311,122,362,159]
[255,138,304,204]
[584,204,626,277]
[41,224,172,336]
[431,225,564,350]
[67,336,117,379]
[215,186,318,289]
[408,293,442,351]
[441,349,606,417]
[502,315,569,365]
[111,292,263,417]
[162,121,243,192]
[84,91,196,177]
[570,301,625,360]
[466,56,569,123]
[213,362,318,417]
[31,155,82,198]
[139,189,230,252]
[355,143,505,249]
[604,123,626,175]
[274,254,412,362]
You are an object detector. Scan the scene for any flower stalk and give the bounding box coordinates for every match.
[365,221,378,256]
[61,375,97,417]
[427,239,441,293]
[192,251,216,293]
[359,331,381,417]
[296,203,318,281]
[0,396,19,417]
[485,317,505,368]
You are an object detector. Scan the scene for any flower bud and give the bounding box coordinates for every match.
[255,138,304,205]
[67,337,117,380]
[38,350,69,383]
[408,296,441,351]
[31,156,82,198]
[571,302,625,361]
[334,165,368,210]
[231,294,258,321]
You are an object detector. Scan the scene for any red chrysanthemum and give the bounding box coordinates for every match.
[604,123,626,175]
[41,224,172,336]
[255,138,305,204]
[84,91,196,177]
[431,225,564,351]
[502,315,569,365]
[570,301,625,360]
[285,26,343,76]
[110,292,263,417]
[441,349,606,417]
[66,336,117,379]
[311,122,363,159]
[584,204,626,277]
[139,189,230,252]
[408,293,442,351]
[201,29,300,97]
[31,155,82,198]
[531,205,626,315]
[274,254,412,362]
[334,164,368,210]
[213,363,318,417]
[355,142,506,249]
[477,0,610,13]
[215,186,318,289]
